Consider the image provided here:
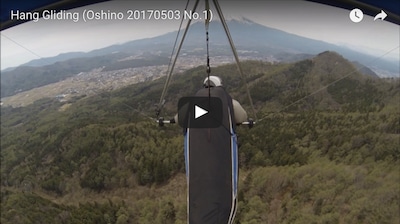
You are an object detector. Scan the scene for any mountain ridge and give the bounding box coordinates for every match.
[4,18,397,73]
[1,19,397,98]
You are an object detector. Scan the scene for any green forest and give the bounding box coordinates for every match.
[1,51,399,223]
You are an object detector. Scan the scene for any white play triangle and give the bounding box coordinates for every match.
[194,105,208,119]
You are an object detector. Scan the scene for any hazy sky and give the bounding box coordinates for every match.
[1,0,399,70]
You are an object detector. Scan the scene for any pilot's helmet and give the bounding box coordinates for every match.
[203,76,222,87]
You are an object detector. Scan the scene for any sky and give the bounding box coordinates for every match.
[1,0,399,70]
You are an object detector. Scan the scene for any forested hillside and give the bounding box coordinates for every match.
[1,51,399,223]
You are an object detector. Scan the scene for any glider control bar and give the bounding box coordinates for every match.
[157,117,254,128]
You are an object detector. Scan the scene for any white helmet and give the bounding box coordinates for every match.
[203,76,222,87]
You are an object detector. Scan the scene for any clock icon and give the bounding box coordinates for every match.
[350,8,364,23]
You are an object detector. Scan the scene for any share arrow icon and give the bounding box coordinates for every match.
[374,10,387,21]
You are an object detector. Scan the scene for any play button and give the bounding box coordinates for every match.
[178,97,223,128]
[194,105,208,119]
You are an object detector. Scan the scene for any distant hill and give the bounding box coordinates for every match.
[21,52,89,67]
[13,18,398,75]
[352,61,379,78]
[231,51,387,112]
[1,19,397,98]
[0,53,169,97]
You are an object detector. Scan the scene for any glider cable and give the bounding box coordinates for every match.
[157,0,257,127]
[256,45,400,123]
[212,0,258,121]
[156,0,200,118]
[1,33,43,60]
[205,0,211,99]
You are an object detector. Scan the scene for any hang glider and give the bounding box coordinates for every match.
[154,0,254,222]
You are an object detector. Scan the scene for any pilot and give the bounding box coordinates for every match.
[173,75,248,125]
[175,75,247,223]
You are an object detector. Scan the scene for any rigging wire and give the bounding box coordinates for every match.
[156,0,200,118]
[156,0,190,117]
[2,27,157,123]
[205,0,211,99]
[2,30,159,123]
[1,33,43,60]
[212,0,258,121]
[256,45,400,123]
[156,0,259,123]
[95,81,156,122]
